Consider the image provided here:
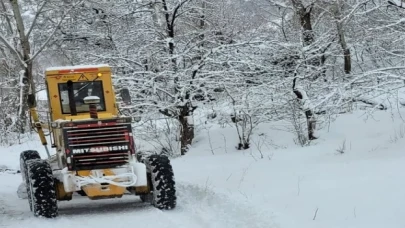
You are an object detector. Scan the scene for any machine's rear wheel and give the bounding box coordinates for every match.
[141,155,176,209]
[20,150,41,182]
[27,159,58,218]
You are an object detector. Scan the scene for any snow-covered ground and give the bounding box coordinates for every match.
[2,109,405,228]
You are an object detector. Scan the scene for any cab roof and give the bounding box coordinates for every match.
[45,64,111,75]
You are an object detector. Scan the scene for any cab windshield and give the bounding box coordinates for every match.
[58,81,106,114]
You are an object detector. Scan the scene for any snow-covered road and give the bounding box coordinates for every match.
[0,172,275,228]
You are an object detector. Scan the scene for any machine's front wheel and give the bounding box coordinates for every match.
[141,155,176,209]
[19,150,41,208]
[27,159,58,218]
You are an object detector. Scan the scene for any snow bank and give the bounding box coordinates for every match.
[2,109,405,227]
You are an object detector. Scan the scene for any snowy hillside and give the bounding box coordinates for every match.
[2,109,405,228]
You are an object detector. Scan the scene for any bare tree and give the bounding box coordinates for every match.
[0,0,81,133]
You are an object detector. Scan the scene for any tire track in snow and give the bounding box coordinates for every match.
[165,182,279,228]
[0,196,6,227]
[0,189,25,227]
[0,171,27,221]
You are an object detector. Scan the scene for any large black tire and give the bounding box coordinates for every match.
[20,150,40,182]
[141,155,176,209]
[20,150,41,210]
[27,159,58,218]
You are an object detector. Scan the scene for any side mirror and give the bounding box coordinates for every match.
[120,88,131,105]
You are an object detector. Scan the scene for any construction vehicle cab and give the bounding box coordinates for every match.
[45,65,117,121]
[19,64,176,218]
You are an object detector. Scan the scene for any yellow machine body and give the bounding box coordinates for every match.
[44,64,119,121]
[77,170,126,200]
[40,65,136,200]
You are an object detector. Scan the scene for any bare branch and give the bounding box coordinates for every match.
[29,1,84,62]
[26,0,49,38]
[0,34,26,68]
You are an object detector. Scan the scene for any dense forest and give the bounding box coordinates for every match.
[1,0,404,155]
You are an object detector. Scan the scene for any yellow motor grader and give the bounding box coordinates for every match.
[19,64,176,218]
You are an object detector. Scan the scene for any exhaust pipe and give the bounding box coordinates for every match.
[89,103,98,119]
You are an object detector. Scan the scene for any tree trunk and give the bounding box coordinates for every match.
[290,0,319,140]
[291,0,323,79]
[161,0,197,155]
[10,0,33,134]
[161,0,177,72]
[291,0,322,140]
[291,0,314,47]
[293,78,317,141]
[178,101,196,155]
[304,110,316,140]
[334,0,351,74]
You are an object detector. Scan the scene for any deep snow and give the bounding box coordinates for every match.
[1,108,405,228]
